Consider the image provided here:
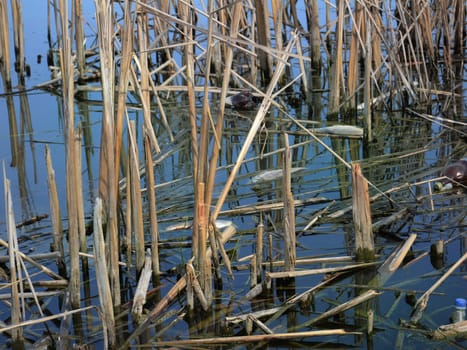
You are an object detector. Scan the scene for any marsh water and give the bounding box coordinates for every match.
[0,1,466,349]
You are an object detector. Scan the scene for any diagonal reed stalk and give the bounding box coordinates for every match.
[212,33,299,221]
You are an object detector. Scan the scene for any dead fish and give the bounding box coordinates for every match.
[434,158,467,191]
[248,167,306,185]
[312,125,363,137]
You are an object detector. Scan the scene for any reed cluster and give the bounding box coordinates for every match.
[0,0,464,348]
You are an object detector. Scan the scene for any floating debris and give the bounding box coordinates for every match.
[434,158,467,191]
[165,219,234,232]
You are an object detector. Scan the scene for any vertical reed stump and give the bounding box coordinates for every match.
[351,163,374,261]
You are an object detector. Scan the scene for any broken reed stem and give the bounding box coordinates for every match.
[132,250,152,321]
[93,198,115,348]
[282,133,296,271]
[3,164,24,344]
[351,163,374,261]
[129,120,145,275]
[58,0,80,309]
[328,0,344,114]
[45,145,66,277]
[144,128,160,277]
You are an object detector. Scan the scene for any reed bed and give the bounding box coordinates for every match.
[0,0,465,349]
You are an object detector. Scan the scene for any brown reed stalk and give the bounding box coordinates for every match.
[75,126,86,253]
[95,0,120,306]
[45,145,66,277]
[271,0,284,51]
[0,0,19,167]
[93,198,116,348]
[143,127,160,277]
[72,0,85,78]
[179,0,199,258]
[453,0,465,56]
[58,0,80,308]
[129,120,145,275]
[282,134,296,271]
[10,0,25,77]
[254,0,272,81]
[308,0,322,72]
[115,0,133,186]
[347,1,364,110]
[256,218,263,281]
[3,165,23,345]
[364,17,372,141]
[328,0,345,114]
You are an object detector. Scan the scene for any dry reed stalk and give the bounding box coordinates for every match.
[347,1,364,110]
[271,0,284,52]
[3,165,23,344]
[45,145,66,277]
[125,152,132,266]
[328,0,344,114]
[212,33,298,221]
[266,262,376,280]
[115,0,133,188]
[186,259,209,310]
[72,0,85,77]
[0,0,19,167]
[250,255,257,288]
[308,0,322,71]
[180,0,199,259]
[256,220,263,281]
[205,1,242,211]
[453,0,465,56]
[282,134,296,271]
[128,120,145,275]
[254,0,272,81]
[58,0,80,308]
[94,0,120,306]
[10,0,25,77]
[156,329,361,347]
[298,289,381,329]
[143,128,160,276]
[93,198,115,348]
[351,163,374,261]
[195,2,214,288]
[75,127,86,253]
[364,16,372,140]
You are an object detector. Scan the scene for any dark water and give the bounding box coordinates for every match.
[0,2,466,349]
